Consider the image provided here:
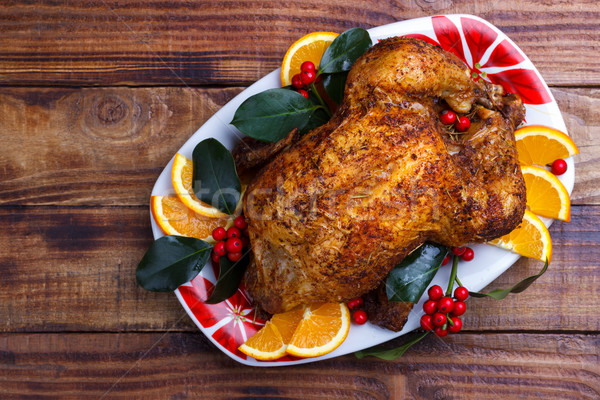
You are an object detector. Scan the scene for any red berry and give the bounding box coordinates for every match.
[227,227,241,239]
[451,246,466,256]
[301,70,316,86]
[291,74,303,89]
[434,326,448,337]
[300,61,315,73]
[297,89,309,99]
[213,241,227,256]
[427,285,444,301]
[225,237,243,253]
[451,301,467,317]
[420,314,434,331]
[234,215,247,230]
[437,296,454,313]
[423,300,438,315]
[352,309,368,325]
[455,116,471,132]
[227,251,243,262]
[432,312,447,327]
[448,316,463,333]
[551,159,567,175]
[347,297,364,310]
[212,227,227,241]
[440,110,457,125]
[442,254,450,266]
[454,286,469,301]
[211,252,220,264]
[461,247,474,261]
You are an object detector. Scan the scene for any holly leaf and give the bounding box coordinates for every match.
[136,236,212,292]
[192,138,241,215]
[205,251,250,303]
[469,259,549,300]
[231,88,323,142]
[321,72,348,106]
[319,28,372,74]
[355,331,429,360]
[386,242,447,303]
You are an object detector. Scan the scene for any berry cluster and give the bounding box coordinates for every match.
[291,61,317,98]
[211,215,250,263]
[347,297,368,325]
[440,110,471,132]
[442,246,475,265]
[420,284,469,337]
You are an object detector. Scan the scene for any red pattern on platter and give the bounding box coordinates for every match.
[178,274,301,363]
[178,275,266,360]
[405,16,551,105]
[461,17,497,66]
[433,16,465,60]
[483,39,525,68]
[487,68,552,105]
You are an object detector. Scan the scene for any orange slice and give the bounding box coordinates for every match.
[151,195,228,242]
[238,321,286,361]
[171,153,229,219]
[522,165,571,222]
[515,125,579,166]
[488,210,552,262]
[286,303,350,358]
[270,306,306,344]
[238,306,305,360]
[280,31,339,86]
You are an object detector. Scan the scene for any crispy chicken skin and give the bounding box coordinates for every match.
[243,37,526,315]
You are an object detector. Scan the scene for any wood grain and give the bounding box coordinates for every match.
[0,205,597,333]
[0,206,192,333]
[553,88,600,204]
[0,1,598,86]
[0,86,242,206]
[0,86,597,206]
[1,332,598,399]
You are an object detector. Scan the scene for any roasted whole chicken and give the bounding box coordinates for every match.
[241,37,526,320]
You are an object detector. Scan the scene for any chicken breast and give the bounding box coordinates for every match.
[243,37,526,314]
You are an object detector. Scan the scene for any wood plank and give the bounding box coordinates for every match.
[0,206,192,333]
[0,1,598,86]
[0,86,597,206]
[0,205,598,333]
[553,88,600,204]
[0,332,598,399]
[0,86,243,206]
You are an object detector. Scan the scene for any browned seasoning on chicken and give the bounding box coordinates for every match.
[241,37,526,331]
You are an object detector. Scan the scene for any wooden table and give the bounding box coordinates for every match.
[1,1,599,398]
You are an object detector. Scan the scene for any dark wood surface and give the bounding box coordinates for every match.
[1,1,599,399]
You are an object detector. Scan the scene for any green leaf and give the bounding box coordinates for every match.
[192,138,241,215]
[386,242,447,303]
[321,72,348,105]
[319,28,372,74]
[355,331,429,360]
[136,236,212,292]
[231,88,323,142]
[304,104,330,131]
[205,251,250,303]
[470,259,549,300]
